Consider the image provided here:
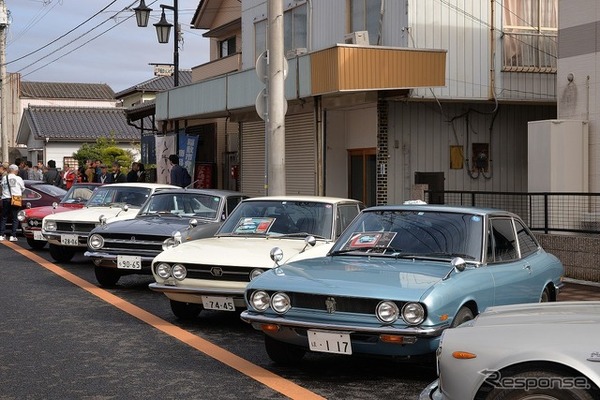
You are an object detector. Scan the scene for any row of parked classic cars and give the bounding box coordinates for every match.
[13,182,600,399]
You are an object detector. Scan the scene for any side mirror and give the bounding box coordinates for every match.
[270,247,284,266]
[189,218,198,228]
[451,257,466,272]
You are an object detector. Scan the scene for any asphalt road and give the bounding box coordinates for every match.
[0,241,436,400]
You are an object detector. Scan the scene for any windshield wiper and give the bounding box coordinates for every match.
[416,252,476,260]
[276,232,327,239]
[330,245,402,256]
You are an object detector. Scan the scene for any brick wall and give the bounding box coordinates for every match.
[536,234,600,283]
[376,98,389,205]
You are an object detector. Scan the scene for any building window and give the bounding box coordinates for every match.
[219,36,236,58]
[254,4,307,60]
[502,0,557,72]
[349,0,381,44]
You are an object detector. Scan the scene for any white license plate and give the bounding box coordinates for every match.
[201,296,235,311]
[308,330,352,355]
[117,255,142,270]
[60,234,79,246]
[33,230,46,241]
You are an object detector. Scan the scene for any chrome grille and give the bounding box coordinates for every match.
[56,222,96,233]
[184,264,251,282]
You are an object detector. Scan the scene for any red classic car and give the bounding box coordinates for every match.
[17,182,102,249]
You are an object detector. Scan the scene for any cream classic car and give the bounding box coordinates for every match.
[42,183,176,262]
[149,196,364,320]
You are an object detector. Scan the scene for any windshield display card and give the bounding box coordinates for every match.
[342,231,397,251]
[233,217,275,234]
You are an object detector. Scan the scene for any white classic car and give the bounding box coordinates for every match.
[149,196,364,320]
[420,301,600,400]
[42,183,177,262]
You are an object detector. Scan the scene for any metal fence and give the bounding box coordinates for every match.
[425,191,600,234]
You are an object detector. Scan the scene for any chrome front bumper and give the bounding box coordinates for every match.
[84,251,155,265]
[240,310,449,337]
[148,282,245,297]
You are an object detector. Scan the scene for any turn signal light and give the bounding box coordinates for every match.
[261,324,280,333]
[452,351,477,359]
[379,335,417,344]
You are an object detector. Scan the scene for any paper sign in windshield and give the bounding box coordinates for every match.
[342,231,397,251]
[233,217,275,234]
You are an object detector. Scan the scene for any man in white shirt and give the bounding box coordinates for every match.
[0,164,26,241]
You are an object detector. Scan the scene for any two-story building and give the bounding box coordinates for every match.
[150,0,557,206]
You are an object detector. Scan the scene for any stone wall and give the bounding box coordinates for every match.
[536,234,600,283]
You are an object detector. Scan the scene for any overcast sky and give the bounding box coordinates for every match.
[5,0,210,92]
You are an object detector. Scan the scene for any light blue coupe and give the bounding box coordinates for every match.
[240,205,565,364]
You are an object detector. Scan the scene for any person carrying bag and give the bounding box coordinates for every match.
[1,164,26,242]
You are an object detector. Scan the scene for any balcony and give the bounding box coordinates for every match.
[191,53,242,82]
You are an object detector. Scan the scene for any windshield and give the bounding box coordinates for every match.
[331,210,483,261]
[217,200,334,239]
[86,186,151,208]
[61,184,98,204]
[30,183,67,198]
[139,192,223,219]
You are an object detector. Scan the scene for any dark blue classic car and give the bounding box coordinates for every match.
[85,188,247,287]
[241,204,565,365]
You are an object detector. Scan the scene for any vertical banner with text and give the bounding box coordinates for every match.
[178,133,199,183]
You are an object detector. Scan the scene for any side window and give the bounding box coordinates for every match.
[225,197,244,219]
[489,218,518,262]
[515,219,539,257]
[336,204,361,237]
[22,188,42,200]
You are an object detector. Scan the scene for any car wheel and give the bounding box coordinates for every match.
[451,306,475,328]
[48,244,75,262]
[540,286,551,303]
[169,300,202,320]
[26,237,46,250]
[94,266,121,287]
[264,335,305,365]
[482,368,596,400]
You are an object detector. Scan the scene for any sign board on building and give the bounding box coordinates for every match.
[154,64,174,77]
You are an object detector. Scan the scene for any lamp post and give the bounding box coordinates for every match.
[134,0,179,88]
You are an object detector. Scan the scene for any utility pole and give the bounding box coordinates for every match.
[267,0,286,195]
[0,0,8,163]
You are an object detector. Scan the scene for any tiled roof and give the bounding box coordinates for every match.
[24,105,140,141]
[114,70,193,98]
[20,81,115,100]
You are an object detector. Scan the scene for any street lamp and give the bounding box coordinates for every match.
[134,0,179,87]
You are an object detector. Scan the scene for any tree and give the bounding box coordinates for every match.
[73,135,134,169]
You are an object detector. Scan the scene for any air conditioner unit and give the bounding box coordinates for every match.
[286,47,308,58]
[344,31,369,45]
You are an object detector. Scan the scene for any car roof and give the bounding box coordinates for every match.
[244,195,363,204]
[151,188,247,196]
[97,182,177,189]
[363,204,518,218]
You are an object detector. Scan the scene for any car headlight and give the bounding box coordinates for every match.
[88,234,104,250]
[172,264,187,280]
[376,301,400,324]
[155,263,172,279]
[249,268,264,281]
[17,210,27,222]
[250,290,271,312]
[44,221,57,231]
[402,302,426,325]
[270,292,291,314]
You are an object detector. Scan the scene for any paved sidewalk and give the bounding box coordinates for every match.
[558,282,600,301]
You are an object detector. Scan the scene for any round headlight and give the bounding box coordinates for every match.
[155,263,172,279]
[172,264,187,280]
[249,268,264,281]
[271,292,291,314]
[250,290,271,312]
[402,302,426,325]
[376,300,400,323]
[88,234,104,250]
[162,238,176,251]
[45,221,57,231]
[17,210,27,222]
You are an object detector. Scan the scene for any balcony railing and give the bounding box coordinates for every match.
[502,31,557,73]
[425,190,600,234]
[191,53,242,83]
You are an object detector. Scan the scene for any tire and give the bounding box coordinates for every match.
[540,286,551,303]
[170,300,202,320]
[264,335,305,366]
[26,237,47,250]
[451,306,475,328]
[94,266,121,287]
[48,244,75,262]
[483,368,596,400]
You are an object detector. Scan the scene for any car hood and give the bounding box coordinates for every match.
[468,301,600,327]
[44,206,139,223]
[25,204,84,219]
[93,216,213,236]
[154,236,332,267]
[248,256,450,302]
